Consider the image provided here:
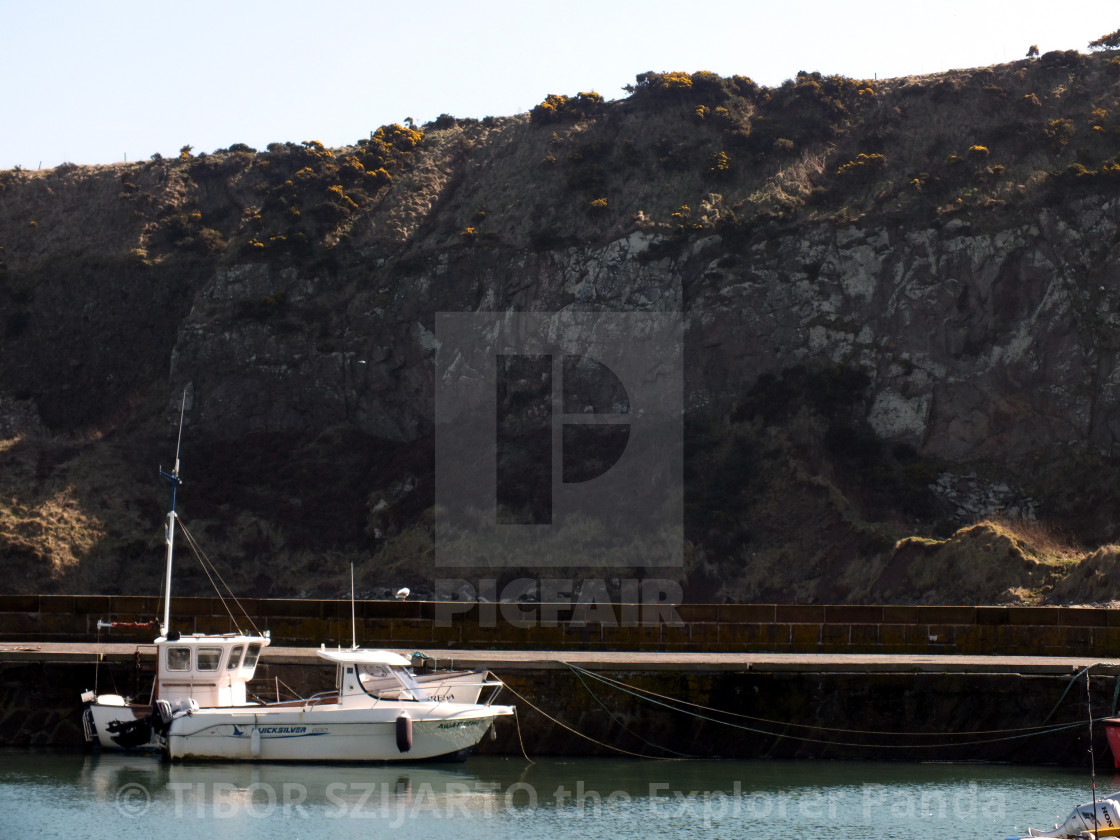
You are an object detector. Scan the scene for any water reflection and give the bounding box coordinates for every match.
[3,750,1119,840]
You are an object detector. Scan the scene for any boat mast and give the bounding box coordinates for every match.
[159,392,187,638]
[350,563,357,650]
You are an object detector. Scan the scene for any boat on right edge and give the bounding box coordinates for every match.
[1007,790,1120,838]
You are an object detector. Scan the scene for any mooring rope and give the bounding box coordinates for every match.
[562,662,1094,751]
[568,665,699,758]
[567,662,1101,739]
[498,680,683,760]
[511,708,535,764]
[1042,665,1093,725]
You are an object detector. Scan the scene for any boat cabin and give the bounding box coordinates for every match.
[316,648,429,702]
[155,632,271,706]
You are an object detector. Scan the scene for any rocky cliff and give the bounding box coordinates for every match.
[4,54,1120,604]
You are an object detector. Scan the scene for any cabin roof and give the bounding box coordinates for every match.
[315,648,410,666]
[155,633,270,646]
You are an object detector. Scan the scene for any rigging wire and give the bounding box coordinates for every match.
[176,516,262,636]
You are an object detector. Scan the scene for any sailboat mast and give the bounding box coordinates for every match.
[159,392,187,638]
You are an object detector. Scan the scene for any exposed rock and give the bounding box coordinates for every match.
[4,60,1120,601]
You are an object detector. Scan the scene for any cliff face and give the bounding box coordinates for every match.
[3,54,1120,603]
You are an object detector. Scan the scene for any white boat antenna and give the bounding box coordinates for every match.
[350,563,358,650]
[173,387,186,474]
[158,389,188,637]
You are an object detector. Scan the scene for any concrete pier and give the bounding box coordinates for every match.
[5,641,1115,674]
[4,596,1120,658]
[2,643,1117,766]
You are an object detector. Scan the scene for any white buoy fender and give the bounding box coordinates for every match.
[396,712,412,753]
[250,727,261,759]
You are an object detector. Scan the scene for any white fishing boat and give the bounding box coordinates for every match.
[82,630,271,751]
[82,422,273,752]
[82,398,514,762]
[161,647,513,762]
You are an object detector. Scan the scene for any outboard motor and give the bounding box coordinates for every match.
[1011,792,1120,838]
[151,699,174,736]
[105,716,153,749]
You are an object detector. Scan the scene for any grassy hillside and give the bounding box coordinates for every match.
[4,49,1120,605]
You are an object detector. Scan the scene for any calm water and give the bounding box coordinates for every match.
[0,749,1114,840]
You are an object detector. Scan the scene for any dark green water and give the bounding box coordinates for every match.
[0,749,1113,839]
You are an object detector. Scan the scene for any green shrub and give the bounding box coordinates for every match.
[1044,118,1075,153]
[531,94,568,123]
[325,184,358,210]
[689,71,724,98]
[356,123,424,170]
[836,153,886,179]
[530,91,603,124]
[709,150,733,177]
[1039,49,1081,69]
[311,201,348,224]
[196,228,226,254]
[635,70,693,91]
[1089,28,1120,51]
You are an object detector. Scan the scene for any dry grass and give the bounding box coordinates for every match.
[0,488,105,576]
[981,515,1083,566]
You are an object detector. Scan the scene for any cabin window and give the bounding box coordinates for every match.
[357,663,427,701]
[166,647,191,671]
[196,648,222,671]
[243,643,261,669]
[226,645,244,670]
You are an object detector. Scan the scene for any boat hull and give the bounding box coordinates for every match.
[84,669,499,752]
[1105,717,1120,769]
[84,699,158,751]
[164,704,513,762]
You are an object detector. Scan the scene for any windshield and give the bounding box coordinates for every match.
[357,663,428,701]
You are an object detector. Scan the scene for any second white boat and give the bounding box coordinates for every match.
[161,648,515,762]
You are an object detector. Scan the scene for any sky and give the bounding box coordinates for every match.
[2,1,1119,170]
